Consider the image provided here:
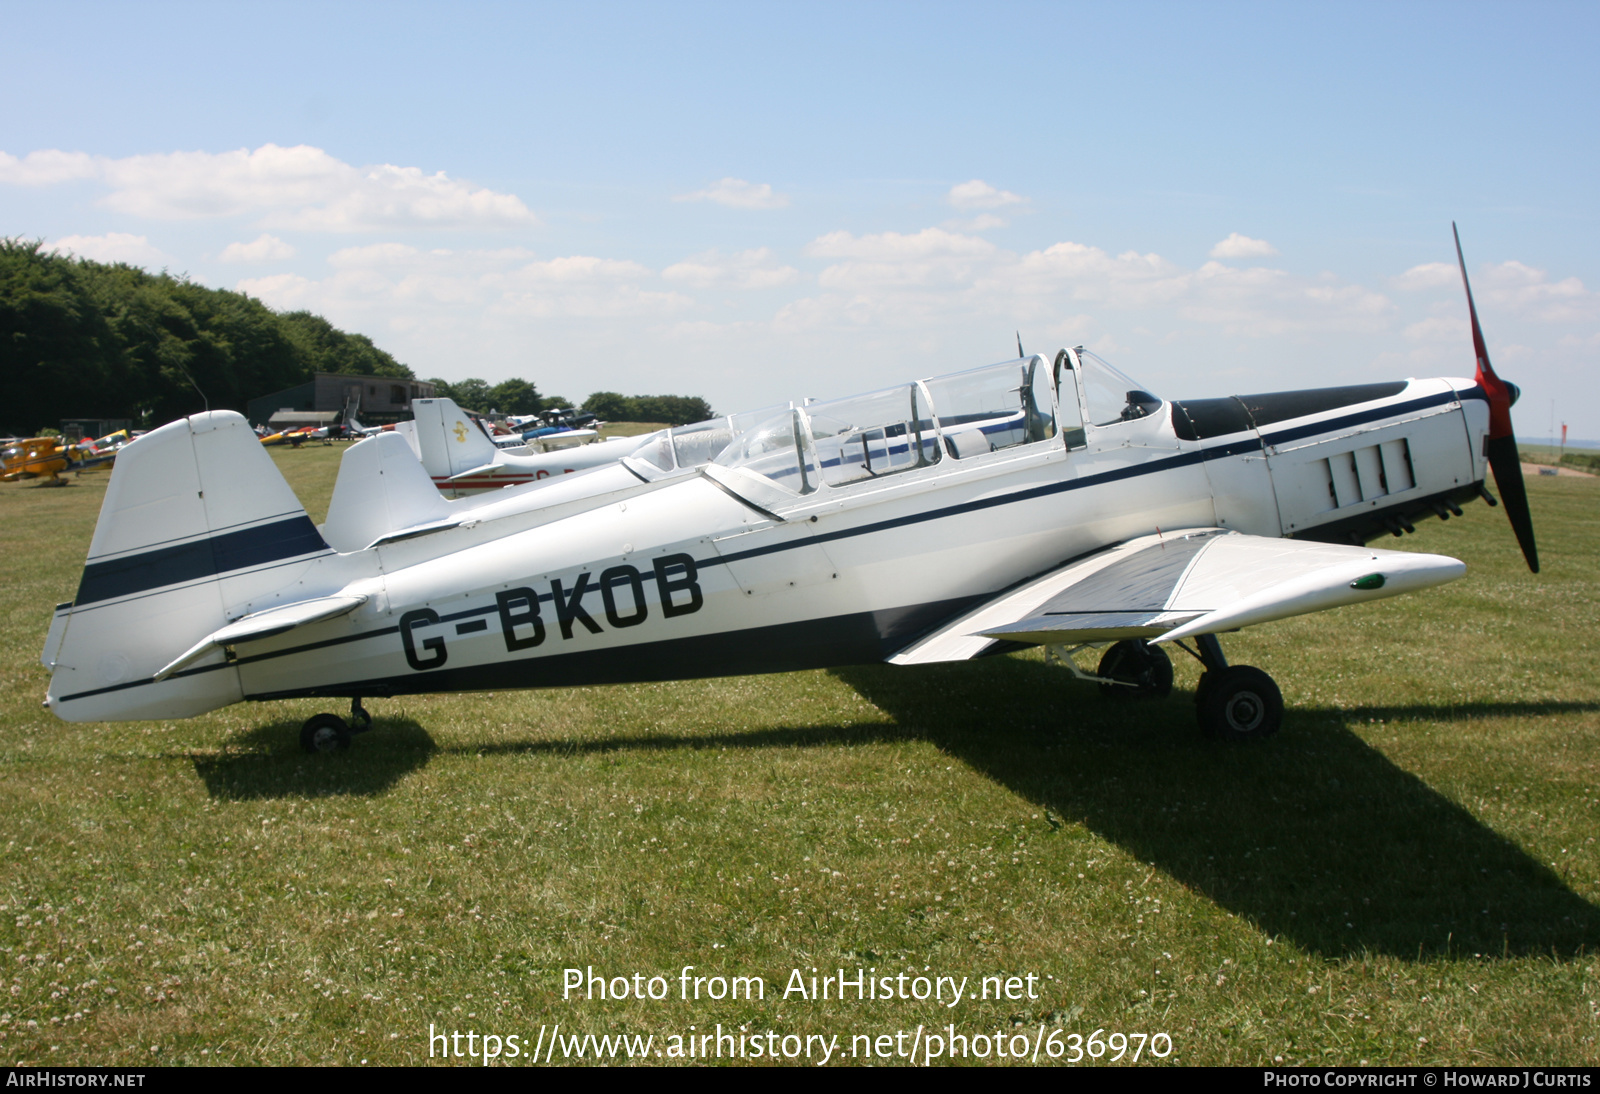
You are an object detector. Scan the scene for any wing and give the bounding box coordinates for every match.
[888,528,1464,665]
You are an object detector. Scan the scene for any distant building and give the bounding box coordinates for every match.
[60,418,134,442]
[246,373,436,428]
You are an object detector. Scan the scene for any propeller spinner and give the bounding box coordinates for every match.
[1454,223,1538,573]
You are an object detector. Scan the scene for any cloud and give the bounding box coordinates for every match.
[946,180,1025,210]
[1,144,537,231]
[662,248,800,290]
[220,233,296,262]
[240,246,691,327]
[1477,260,1596,322]
[1210,233,1279,259]
[1392,262,1458,291]
[942,213,1008,232]
[778,228,1395,341]
[47,232,168,264]
[0,150,98,185]
[674,178,789,209]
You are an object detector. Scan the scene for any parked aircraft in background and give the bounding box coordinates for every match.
[40,229,1536,750]
[396,397,644,496]
[2,436,116,484]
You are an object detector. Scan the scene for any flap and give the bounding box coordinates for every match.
[889,529,1465,664]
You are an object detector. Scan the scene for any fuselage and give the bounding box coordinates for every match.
[42,351,1492,723]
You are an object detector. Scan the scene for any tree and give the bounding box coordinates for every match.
[582,391,631,420]
[488,377,542,416]
[448,378,493,413]
[0,238,418,430]
[278,311,412,378]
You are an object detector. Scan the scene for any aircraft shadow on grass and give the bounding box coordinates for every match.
[187,660,1598,962]
[833,659,1600,963]
[191,718,436,801]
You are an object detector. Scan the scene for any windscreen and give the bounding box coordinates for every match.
[669,419,735,468]
[711,410,816,494]
[1077,350,1162,426]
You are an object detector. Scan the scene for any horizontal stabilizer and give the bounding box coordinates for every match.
[154,595,367,680]
[447,462,501,482]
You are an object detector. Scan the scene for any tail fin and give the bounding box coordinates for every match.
[409,398,500,482]
[45,411,333,722]
[321,432,454,552]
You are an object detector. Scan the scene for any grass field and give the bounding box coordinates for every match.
[1,443,1596,1066]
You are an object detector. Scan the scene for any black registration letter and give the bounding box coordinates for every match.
[653,553,703,618]
[551,572,603,640]
[600,565,648,628]
[496,588,546,651]
[400,608,448,670]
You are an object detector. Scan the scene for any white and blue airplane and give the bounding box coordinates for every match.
[39,230,1536,750]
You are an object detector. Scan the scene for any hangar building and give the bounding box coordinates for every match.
[247,373,437,429]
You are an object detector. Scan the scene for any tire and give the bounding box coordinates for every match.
[1196,666,1282,740]
[300,713,351,754]
[1096,639,1174,700]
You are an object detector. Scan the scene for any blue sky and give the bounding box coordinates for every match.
[4,1,1596,435]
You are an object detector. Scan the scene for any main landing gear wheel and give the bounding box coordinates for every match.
[1196,666,1282,741]
[300,713,351,754]
[1096,639,1174,699]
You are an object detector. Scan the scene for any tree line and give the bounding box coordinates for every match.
[429,380,715,426]
[2,238,716,436]
[1,238,412,435]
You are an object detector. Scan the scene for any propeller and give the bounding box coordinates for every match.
[1453,223,1538,573]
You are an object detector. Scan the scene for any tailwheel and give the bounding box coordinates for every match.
[300,713,351,754]
[1096,639,1174,700]
[1196,666,1282,741]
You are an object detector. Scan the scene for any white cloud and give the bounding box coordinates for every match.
[1477,260,1596,322]
[942,213,1008,233]
[214,224,1599,436]
[674,178,789,209]
[946,180,1025,210]
[1392,262,1458,291]
[236,272,316,306]
[1402,315,1462,344]
[1,144,538,231]
[0,150,98,185]
[47,232,168,264]
[778,229,1395,342]
[807,227,995,261]
[220,233,296,262]
[662,248,800,290]
[1210,233,1279,259]
[241,246,691,331]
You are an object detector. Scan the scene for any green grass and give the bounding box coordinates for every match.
[1,449,1596,1065]
[1520,445,1600,474]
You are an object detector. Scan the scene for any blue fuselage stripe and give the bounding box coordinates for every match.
[74,515,330,606]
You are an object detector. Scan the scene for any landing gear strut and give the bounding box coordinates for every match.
[1095,639,1174,699]
[1182,635,1282,740]
[298,698,375,754]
